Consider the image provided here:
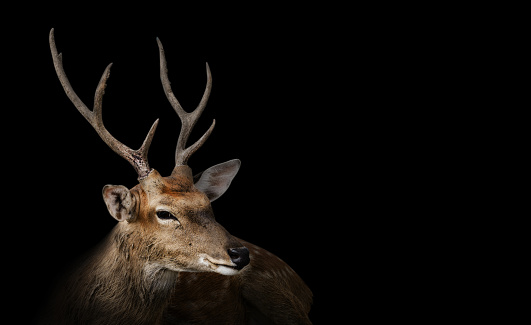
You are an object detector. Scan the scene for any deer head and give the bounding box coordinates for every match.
[49,29,249,276]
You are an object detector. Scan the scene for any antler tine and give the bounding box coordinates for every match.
[157,38,215,166]
[50,28,159,179]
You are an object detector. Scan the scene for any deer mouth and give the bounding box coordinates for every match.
[199,255,239,275]
[212,264,240,276]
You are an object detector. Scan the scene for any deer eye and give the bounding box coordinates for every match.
[156,210,178,221]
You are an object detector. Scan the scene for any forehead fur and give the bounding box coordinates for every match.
[139,169,193,193]
[136,169,210,209]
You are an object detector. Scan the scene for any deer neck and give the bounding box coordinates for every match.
[72,225,179,324]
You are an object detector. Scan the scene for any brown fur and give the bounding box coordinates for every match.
[164,240,313,325]
[40,170,312,324]
[42,226,178,325]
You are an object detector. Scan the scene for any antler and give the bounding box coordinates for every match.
[49,29,159,179]
[157,38,215,167]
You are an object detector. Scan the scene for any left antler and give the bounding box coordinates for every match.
[49,28,159,179]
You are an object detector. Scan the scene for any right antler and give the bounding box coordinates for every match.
[157,38,216,168]
[49,29,159,179]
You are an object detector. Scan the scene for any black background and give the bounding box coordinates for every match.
[5,10,359,324]
[3,5,485,324]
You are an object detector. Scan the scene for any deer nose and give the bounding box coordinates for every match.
[227,247,250,270]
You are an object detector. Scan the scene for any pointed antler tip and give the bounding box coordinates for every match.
[102,63,114,75]
[148,118,160,133]
[49,28,56,44]
[152,118,160,129]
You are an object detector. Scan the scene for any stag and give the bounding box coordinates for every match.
[42,29,312,325]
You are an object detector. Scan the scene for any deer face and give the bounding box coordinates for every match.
[102,164,248,276]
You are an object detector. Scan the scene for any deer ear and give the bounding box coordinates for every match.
[102,185,137,222]
[194,159,241,202]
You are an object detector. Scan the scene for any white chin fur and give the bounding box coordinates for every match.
[198,255,239,275]
[215,265,239,276]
